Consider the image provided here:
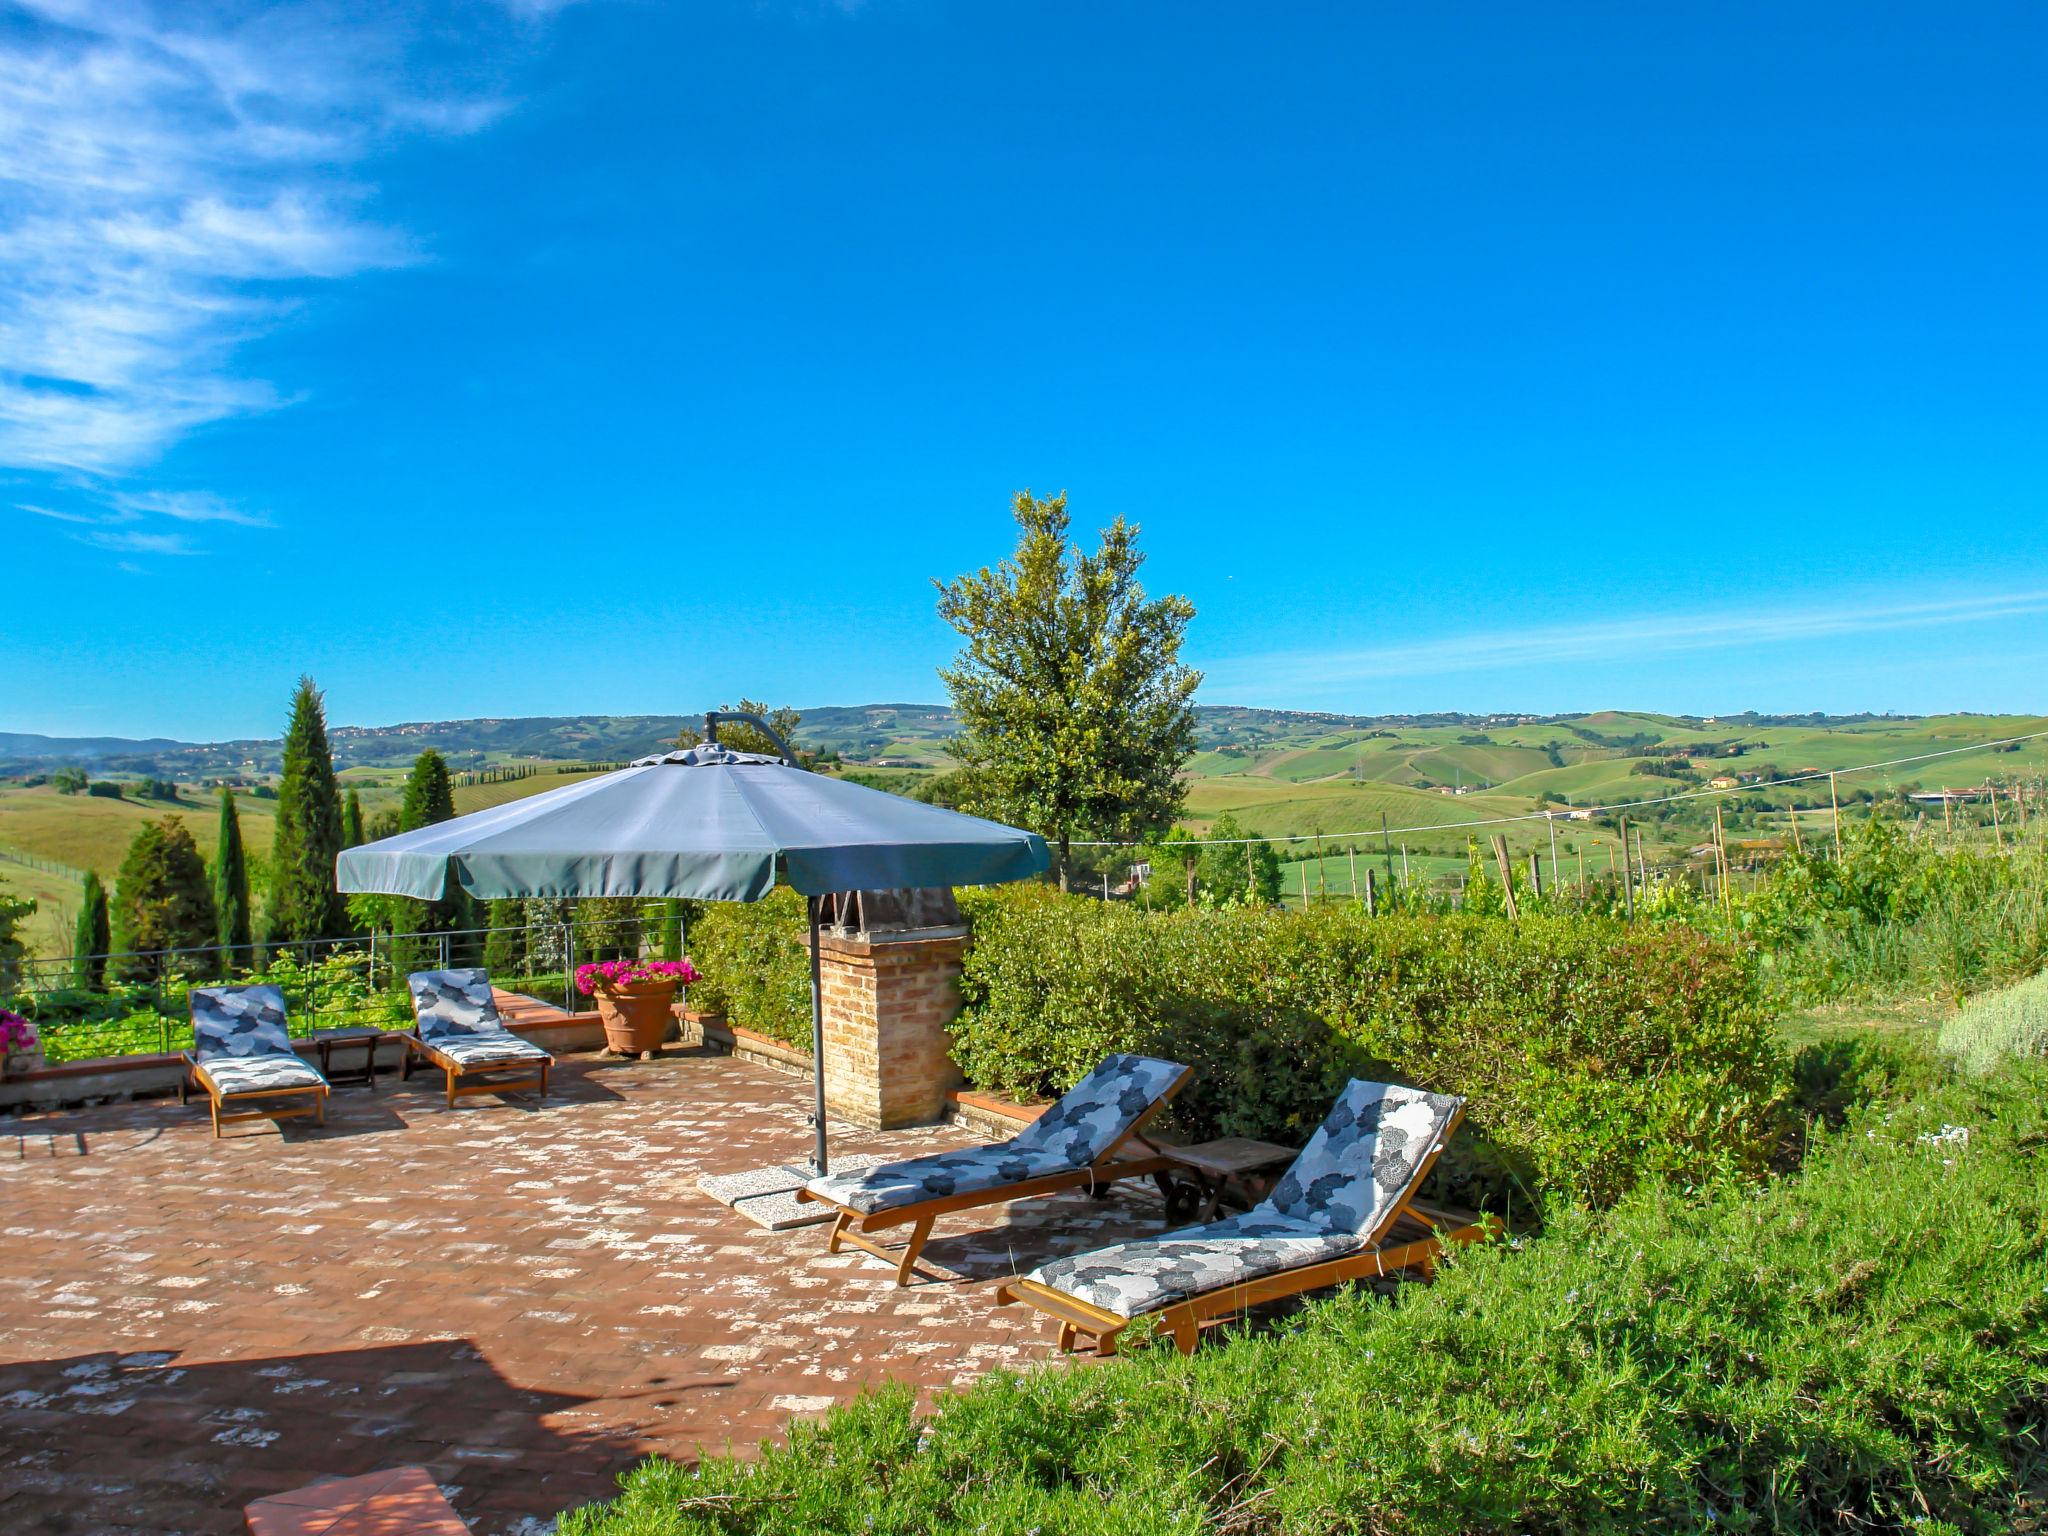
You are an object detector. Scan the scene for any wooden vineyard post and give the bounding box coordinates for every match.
[1363,866,1377,916]
[1400,844,1410,888]
[1576,843,1586,894]
[1348,847,1359,903]
[1635,825,1649,895]
[1991,785,2006,852]
[1244,840,1255,900]
[1317,835,1328,903]
[1944,788,1953,841]
[1528,851,1544,900]
[1490,834,1519,921]
[1713,803,1732,914]
[1829,772,1843,859]
[1789,803,1803,854]
[1380,813,1397,894]
[1546,812,1561,891]
[1618,817,1635,918]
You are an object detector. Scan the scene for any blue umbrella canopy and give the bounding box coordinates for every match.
[336,733,1048,1175]
[335,742,1048,902]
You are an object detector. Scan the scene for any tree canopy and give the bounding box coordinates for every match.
[213,787,253,965]
[110,817,216,979]
[73,870,110,988]
[267,676,345,941]
[936,491,1200,884]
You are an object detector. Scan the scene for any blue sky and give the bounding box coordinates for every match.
[5,0,2047,741]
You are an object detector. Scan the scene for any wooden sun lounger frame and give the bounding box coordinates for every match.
[796,1063,1197,1286]
[996,1102,1494,1355]
[178,1051,328,1138]
[399,1023,552,1108]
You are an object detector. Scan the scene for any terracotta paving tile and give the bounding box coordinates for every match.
[0,1051,1168,1534]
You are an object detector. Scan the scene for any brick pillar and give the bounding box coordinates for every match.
[816,931,966,1129]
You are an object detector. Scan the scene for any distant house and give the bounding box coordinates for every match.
[1708,775,1741,790]
[1908,787,1988,804]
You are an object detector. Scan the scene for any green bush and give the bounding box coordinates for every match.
[559,1062,2048,1536]
[1737,824,2048,1004]
[684,888,813,1048]
[1939,967,2048,1075]
[952,889,1782,1207]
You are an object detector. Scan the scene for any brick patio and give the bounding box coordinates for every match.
[0,1048,1170,1536]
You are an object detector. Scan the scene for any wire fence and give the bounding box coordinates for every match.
[0,845,89,884]
[10,916,673,1066]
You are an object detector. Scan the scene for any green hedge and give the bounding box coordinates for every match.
[952,890,1782,1207]
[684,888,814,1049]
[559,1061,2048,1536]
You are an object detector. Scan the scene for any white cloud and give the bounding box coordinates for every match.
[1207,588,2048,696]
[78,527,196,555]
[0,1,526,502]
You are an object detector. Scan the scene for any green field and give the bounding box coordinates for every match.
[5,708,2043,959]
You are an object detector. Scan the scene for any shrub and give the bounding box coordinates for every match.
[951,890,1781,1207]
[1939,967,2048,1074]
[684,888,813,1048]
[560,1063,2048,1536]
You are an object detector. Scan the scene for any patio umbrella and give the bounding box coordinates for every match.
[336,713,1048,1171]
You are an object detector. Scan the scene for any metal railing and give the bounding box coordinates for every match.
[9,915,676,1067]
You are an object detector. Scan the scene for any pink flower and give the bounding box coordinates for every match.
[0,1009,36,1053]
[574,957,700,995]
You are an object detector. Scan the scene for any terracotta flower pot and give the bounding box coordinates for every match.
[593,980,679,1059]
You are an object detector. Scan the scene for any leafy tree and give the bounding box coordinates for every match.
[1141,827,1204,908]
[267,676,346,942]
[110,817,217,980]
[682,699,803,760]
[483,899,528,976]
[1199,814,1283,906]
[342,787,366,849]
[212,787,253,968]
[86,780,123,799]
[72,870,110,989]
[51,765,87,795]
[0,882,30,996]
[399,749,457,830]
[937,490,1200,886]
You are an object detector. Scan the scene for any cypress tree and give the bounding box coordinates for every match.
[342,787,366,849]
[213,787,253,968]
[110,818,217,981]
[72,870,110,989]
[395,748,467,954]
[267,676,345,942]
[398,750,457,831]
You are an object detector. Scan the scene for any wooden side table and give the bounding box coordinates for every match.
[311,1027,394,1091]
[1158,1136,1298,1221]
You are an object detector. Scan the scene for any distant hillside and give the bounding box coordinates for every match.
[0,703,1930,776]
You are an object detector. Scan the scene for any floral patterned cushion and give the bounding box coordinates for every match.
[1022,1079,1464,1320]
[1265,1079,1463,1237]
[424,1032,551,1068]
[198,1055,326,1095]
[190,985,293,1062]
[1027,1210,1360,1319]
[804,1052,1187,1216]
[806,1143,1087,1215]
[1003,1053,1188,1166]
[406,969,504,1040]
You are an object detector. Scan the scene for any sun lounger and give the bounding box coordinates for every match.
[181,984,329,1137]
[403,968,552,1107]
[798,1052,1194,1286]
[996,1078,1488,1354]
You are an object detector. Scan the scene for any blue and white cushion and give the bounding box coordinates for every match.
[806,1052,1187,1216]
[406,969,552,1066]
[1023,1079,1463,1320]
[189,985,325,1093]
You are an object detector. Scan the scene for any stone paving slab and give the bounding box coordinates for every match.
[0,1051,1167,1535]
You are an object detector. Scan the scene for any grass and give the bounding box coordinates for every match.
[1939,968,2048,1074]
[561,1059,2048,1535]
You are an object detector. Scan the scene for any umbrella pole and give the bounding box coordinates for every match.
[808,895,828,1175]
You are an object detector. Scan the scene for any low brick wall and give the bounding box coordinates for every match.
[0,992,610,1113]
